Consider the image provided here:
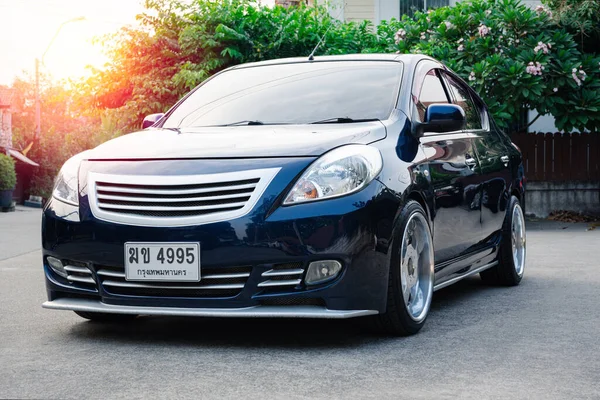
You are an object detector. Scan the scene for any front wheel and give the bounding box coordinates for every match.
[480,195,526,286]
[374,201,435,336]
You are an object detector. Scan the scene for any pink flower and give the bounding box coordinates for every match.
[535,5,553,19]
[478,24,490,37]
[526,61,543,76]
[458,44,465,51]
[534,41,550,54]
[444,21,455,30]
[572,68,584,86]
[394,29,407,44]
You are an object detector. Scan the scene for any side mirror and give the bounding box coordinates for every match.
[413,104,465,137]
[141,113,165,129]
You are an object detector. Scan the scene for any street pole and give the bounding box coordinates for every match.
[33,16,85,145]
[35,58,40,143]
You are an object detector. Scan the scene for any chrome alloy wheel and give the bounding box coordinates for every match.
[400,212,434,322]
[511,204,526,277]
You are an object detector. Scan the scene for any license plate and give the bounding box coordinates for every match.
[124,242,200,282]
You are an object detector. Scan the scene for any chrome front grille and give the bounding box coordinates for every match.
[96,265,251,298]
[88,168,280,227]
[258,262,305,290]
[64,262,97,290]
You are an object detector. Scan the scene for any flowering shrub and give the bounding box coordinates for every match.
[0,153,17,191]
[542,0,600,55]
[376,0,600,132]
[78,0,600,134]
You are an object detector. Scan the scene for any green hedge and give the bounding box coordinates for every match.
[0,153,16,191]
[87,0,599,134]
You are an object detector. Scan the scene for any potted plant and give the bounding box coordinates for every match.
[0,153,16,208]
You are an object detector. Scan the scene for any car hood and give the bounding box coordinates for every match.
[86,122,386,160]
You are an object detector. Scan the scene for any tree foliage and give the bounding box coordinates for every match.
[379,0,600,132]
[542,0,600,54]
[11,77,110,197]
[83,0,600,133]
[0,153,17,191]
[7,0,600,196]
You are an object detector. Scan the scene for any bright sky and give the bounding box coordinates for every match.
[0,0,145,85]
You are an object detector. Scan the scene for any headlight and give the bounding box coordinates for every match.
[52,155,82,206]
[284,144,383,205]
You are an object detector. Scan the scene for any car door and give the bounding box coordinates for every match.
[441,71,511,240]
[413,64,483,265]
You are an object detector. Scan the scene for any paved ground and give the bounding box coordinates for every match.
[1,207,599,399]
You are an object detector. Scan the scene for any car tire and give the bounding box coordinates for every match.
[74,311,138,322]
[480,195,526,286]
[374,200,435,336]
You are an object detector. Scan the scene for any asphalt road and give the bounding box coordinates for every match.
[1,207,599,399]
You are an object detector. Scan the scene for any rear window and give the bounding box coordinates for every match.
[162,61,403,128]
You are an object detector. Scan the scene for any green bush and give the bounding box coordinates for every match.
[542,0,600,54]
[0,153,17,191]
[10,0,600,197]
[174,1,377,89]
[377,0,600,132]
[87,0,600,134]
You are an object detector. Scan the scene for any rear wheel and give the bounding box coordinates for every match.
[480,195,526,286]
[74,311,138,322]
[374,201,434,336]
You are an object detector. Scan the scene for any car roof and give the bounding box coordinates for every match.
[229,53,436,71]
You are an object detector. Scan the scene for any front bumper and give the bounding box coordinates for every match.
[42,298,377,319]
[42,158,399,317]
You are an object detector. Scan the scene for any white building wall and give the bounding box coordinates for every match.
[351,0,544,24]
[375,0,400,25]
[327,0,345,21]
[345,0,376,22]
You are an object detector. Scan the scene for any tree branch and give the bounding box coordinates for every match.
[517,112,542,134]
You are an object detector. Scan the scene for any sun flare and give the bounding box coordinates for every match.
[0,0,144,85]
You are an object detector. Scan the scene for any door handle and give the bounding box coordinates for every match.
[465,157,477,170]
[501,155,509,167]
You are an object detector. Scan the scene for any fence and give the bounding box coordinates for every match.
[511,132,600,182]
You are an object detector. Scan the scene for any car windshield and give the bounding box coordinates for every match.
[162,61,402,128]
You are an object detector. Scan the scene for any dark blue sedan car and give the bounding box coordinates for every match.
[42,54,526,335]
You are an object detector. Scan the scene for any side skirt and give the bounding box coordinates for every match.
[433,260,498,292]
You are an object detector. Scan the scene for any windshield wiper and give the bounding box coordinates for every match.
[310,117,380,124]
[217,120,265,126]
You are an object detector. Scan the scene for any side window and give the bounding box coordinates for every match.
[471,92,490,130]
[414,69,449,122]
[442,73,482,130]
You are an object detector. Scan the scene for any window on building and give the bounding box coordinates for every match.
[400,0,450,17]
